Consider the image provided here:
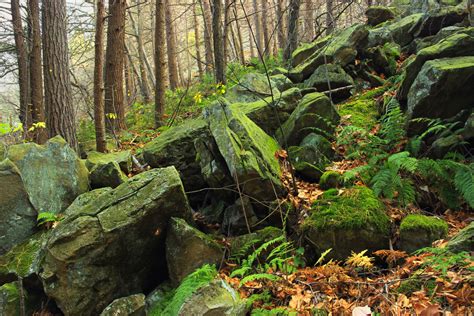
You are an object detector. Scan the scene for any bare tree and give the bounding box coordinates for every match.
[283,0,301,62]
[155,0,166,127]
[165,0,180,90]
[94,0,106,152]
[104,0,127,132]
[326,0,335,35]
[42,0,77,149]
[201,0,214,74]
[193,2,204,78]
[212,0,225,83]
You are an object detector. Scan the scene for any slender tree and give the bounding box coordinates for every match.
[275,0,286,49]
[94,0,106,152]
[155,0,166,127]
[304,0,315,41]
[252,0,263,52]
[201,0,214,73]
[326,0,335,35]
[104,0,127,132]
[10,0,30,128]
[28,0,47,144]
[261,0,270,55]
[283,0,301,62]
[212,0,225,83]
[193,3,204,78]
[165,0,180,90]
[42,0,77,149]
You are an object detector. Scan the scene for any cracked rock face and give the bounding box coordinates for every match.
[40,167,193,316]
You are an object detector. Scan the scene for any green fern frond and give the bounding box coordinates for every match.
[240,273,281,286]
[454,164,474,208]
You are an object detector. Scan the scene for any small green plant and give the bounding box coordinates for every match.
[414,247,473,276]
[37,212,61,228]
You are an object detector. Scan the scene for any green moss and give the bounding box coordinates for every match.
[400,214,448,235]
[322,188,339,199]
[397,277,436,296]
[319,171,341,190]
[305,186,389,232]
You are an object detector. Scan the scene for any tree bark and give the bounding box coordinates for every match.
[193,3,204,78]
[11,0,30,129]
[276,0,286,50]
[304,0,315,41]
[42,0,78,149]
[212,0,225,83]
[201,0,214,74]
[283,0,301,62]
[104,0,126,132]
[165,0,180,90]
[232,3,245,63]
[27,0,47,144]
[326,0,335,35]
[94,0,106,152]
[252,0,263,53]
[261,0,270,55]
[155,0,166,127]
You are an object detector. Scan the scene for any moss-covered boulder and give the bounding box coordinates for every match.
[270,74,293,91]
[291,35,332,67]
[100,294,146,316]
[231,87,303,135]
[399,33,474,102]
[319,171,341,190]
[447,222,473,253]
[89,161,128,189]
[0,143,5,160]
[206,101,284,202]
[304,64,354,102]
[222,197,259,236]
[366,6,395,26]
[289,25,368,82]
[86,150,132,174]
[364,42,401,77]
[400,215,448,253]
[142,118,210,200]
[276,92,340,147]
[414,7,467,38]
[303,186,390,260]
[288,134,334,182]
[5,136,89,214]
[40,167,193,316]
[406,56,474,133]
[0,159,37,255]
[0,282,21,315]
[63,187,112,218]
[166,218,224,284]
[368,14,423,47]
[226,72,279,103]
[78,139,117,159]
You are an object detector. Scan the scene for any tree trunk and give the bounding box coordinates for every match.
[165,0,180,90]
[193,3,204,78]
[276,0,286,50]
[94,0,106,152]
[104,0,126,132]
[283,0,301,62]
[223,0,231,68]
[252,0,263,53]
[155,0,166,127]
[124,49,136,107]
[201,0,214,74]
[11,0,30,129]
[326,0,335,35]
[304,0,314,41]
[232,3,245,63]
[42,0,78,149]
[212,0,225,83]
[27,0,47,144]
[261,0,270,55]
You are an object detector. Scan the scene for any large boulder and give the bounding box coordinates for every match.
[400,214,448,253]
[304,64,354,102]
[5,136,89,214]
[89,161,128,189]
[414,7,467,38]
[63,187,112,218]
[100,294,146,316]
[302,186,390,260]
[406,56,474,132]
[399,33,474,102]
[276,92,340,147]
[222,197,259,236]
[166,218,224,284]
[0,159,37,254]
[447,222,474,253]
[86,150,132,174]
[226,72,279,103]
[366,6,395,26]
[142,118,210,201]
[289,24,368,82]
[40,167,193,316]
[368,14,424,47]
[205,101,284,202]
[291,35,332,67]
[231,87,303,135]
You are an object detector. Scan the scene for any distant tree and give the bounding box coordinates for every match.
[283,0,301,62]
[42,0,78,149]
[261,0,270,55]
[10,0,30,128]
[27,0,47,144]
[326,0,335,35]
[155,0,166,127]
[252,0,263,53]
[200,0,214,74]
[104,0,127,132]
[165,0,180,90]
[94,0,106,152]
[212,0,225,84]
[275,0,286,49]
[304,0,315,41]
[193,2,204,78]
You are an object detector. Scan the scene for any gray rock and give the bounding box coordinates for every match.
[270,74,293,91]
[447,222,474,253]
[40,167,193,316]
[226,73,279,103]
[366,6,395,26]
[276,92,340,147]
[89,161,128,189]
[6,136,89,214]
[86,150,132,174]
[0,282,21,315]
[178,280,247,316]
[100,294,146,316]
[291,35,332,67]
[304,64,354,102]
[461,113,474,140]
[222,197,259,236]
[166,218,224,284]
[368,14,423,47]
[400,214,448,254]
[0,159,37,255]
[406,56,474,133]
[63,187,112,218]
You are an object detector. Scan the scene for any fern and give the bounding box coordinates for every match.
[240,273,281,286]
[454,163,474,208]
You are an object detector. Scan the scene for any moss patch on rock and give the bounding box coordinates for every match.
[319,171,341,190]
[400,214,448,253]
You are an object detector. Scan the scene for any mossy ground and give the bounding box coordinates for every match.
[304,186,389,232]
[400,214,448,235]
[319,171,341,190]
